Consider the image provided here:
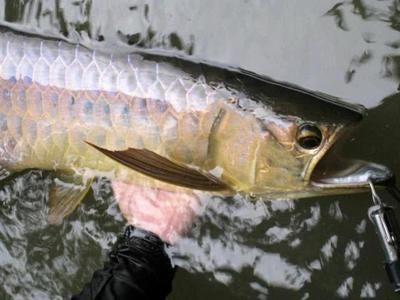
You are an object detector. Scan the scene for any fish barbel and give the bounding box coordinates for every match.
[0,30,391,222]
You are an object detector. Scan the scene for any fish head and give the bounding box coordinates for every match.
[250,117,342,194]
[254,95,391,197]
[215,81,392,197]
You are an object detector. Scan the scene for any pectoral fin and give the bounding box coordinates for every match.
[48,172,93,224]
[86,142,227,191]
[0,166,11,181]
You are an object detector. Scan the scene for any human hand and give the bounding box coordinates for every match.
[112,181,200,244]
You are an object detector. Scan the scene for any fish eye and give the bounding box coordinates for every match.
[296,124,323,151]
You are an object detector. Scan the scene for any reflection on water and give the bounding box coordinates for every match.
[0,0,399,299]
[326,0,400,32]
[0,173,124,299]
[324,0,400,89]
[1,173,396,298]
[2,0,400,106]
[2,0,195,54]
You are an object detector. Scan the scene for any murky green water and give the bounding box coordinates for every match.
[0,0,399,299]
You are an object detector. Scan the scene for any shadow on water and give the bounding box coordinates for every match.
[341,92,400,178]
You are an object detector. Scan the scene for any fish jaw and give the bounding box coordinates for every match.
[252,158,392,200]
[305,125,393,193]
[310,158,392,190]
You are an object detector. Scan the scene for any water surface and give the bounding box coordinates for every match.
[0,0,399,299]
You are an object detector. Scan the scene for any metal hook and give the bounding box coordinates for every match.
[369,180,382,205]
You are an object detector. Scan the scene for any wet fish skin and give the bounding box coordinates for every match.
[0,33,219,173]
[0,31,359,196]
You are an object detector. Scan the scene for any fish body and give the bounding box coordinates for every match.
[0,30,390,206]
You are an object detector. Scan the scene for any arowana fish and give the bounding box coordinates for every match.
[0,30,391,223]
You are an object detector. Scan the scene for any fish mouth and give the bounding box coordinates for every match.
[310,155,393,189]
[304,124,393,190]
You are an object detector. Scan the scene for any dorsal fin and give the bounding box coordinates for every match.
[86,142,227,191]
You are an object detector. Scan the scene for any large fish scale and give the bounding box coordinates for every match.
[0,32,246,189]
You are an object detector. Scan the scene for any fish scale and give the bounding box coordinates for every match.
[0,30,374,199]
[0,31,235,189]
